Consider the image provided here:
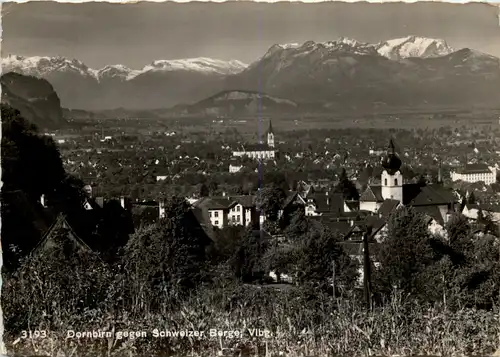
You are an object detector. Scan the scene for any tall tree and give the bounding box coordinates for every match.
[262,171,289,192]
[207,180,219,196]
[123,196,211,296]
[1,105,86,269]
[295,226,358,291]
[255,184,287,222]
[284,208,311,242]
[377,207,437,297]
[96,199,135,261]
[333,168,359,201]
[467,191,476,205]
[220,226,271,283]
[199,183,210,197]
[1,104,65,198]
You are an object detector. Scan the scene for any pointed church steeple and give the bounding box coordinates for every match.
[267,120,275,148]
[267,120,274,135]
[388,138,396,155]
[381,138,402,175]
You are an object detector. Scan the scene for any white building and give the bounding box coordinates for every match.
[208,207,226,228]
[229,164,243,173]
[192,196,257,229]
[232,121,277,160]
[450,163,497,185]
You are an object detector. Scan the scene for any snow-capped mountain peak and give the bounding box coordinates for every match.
[263,38,379,60]
[260,36,456,63]
[2,54,99,79]
[276,43,302,50]
[1,55,248,81]
[376,36,455,59]
[97,64,140,80]
[140,57,247,76]
[316,38,378,55]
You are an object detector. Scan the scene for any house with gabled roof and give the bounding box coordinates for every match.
[377,199,402,218]
[344,200,360,213]
[344,216,387,243]
[359,185,385,212]
[359,138,459,227]
[462,202,500,223]
[304,191,344,216]
[29,213,98,260]
[131,200,160,227]
[192,194,258,229]
[276,190,306,220]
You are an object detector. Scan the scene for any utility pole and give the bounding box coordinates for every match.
[363,226,373,311]
[0,238,6,355]
[442,273,447,309]
[332,260,336,301]
[0,121,6,356]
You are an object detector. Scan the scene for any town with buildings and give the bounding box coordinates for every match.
[44,118,499,284]
[2,1,500,355]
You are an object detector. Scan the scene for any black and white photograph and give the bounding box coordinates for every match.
[1,0,500,356]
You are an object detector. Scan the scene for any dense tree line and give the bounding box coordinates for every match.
[1,105,133,270]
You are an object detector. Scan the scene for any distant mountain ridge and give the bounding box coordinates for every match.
[2,55,247,81]
[230,39,500,110]
[169,90,299,116]
[1,36,453,80]
[271,36,455,61]
[2,36,499,111]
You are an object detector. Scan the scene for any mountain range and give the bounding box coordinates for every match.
[2,36,500,112]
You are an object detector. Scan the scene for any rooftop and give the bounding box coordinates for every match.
[457,163,493,175]
[234,143,276,152]
[193,195,256,210]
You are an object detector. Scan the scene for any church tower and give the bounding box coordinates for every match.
[381,138,403,203]
[267,120,275,148]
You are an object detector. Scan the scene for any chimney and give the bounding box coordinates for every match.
[438,160,442,183]
[159,200,165,219]
[96,197,104,208]
[40,194,46,208]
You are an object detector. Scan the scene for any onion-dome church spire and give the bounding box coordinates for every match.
[381,138,402,175]
[380,138,403,202]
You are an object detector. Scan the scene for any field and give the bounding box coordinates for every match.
[5,283,500,357]
[61,108,500,139]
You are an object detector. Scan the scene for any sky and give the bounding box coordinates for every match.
[2,0,499,67]
[1,0,500,3]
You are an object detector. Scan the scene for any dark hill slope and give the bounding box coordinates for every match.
[1,72,65,129]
